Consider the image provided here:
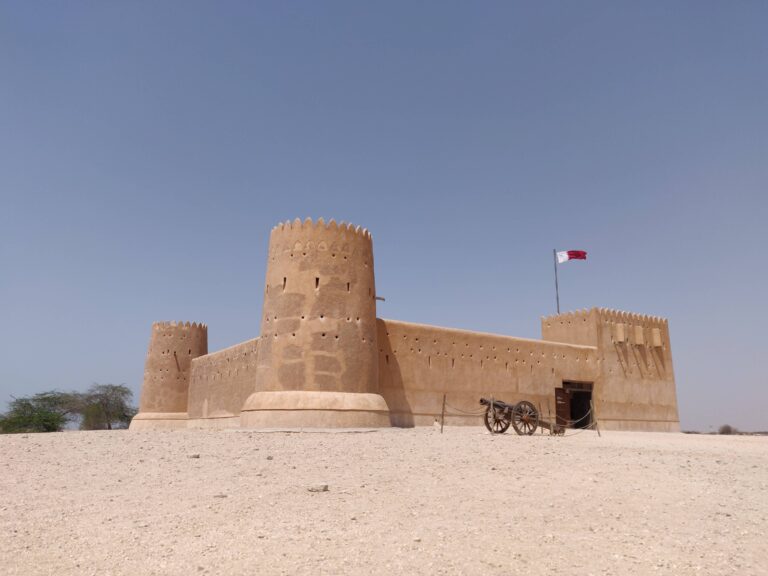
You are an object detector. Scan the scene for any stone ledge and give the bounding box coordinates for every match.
[129,411,188,430]
[240,391,390,428]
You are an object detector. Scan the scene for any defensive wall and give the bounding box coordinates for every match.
[187,338,260,429]
[377,319,598,427]
[131,218,680,432]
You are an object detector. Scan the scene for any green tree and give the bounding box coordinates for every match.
[0,391,79,433]
[79,384,136,430]
[0,385,137,433]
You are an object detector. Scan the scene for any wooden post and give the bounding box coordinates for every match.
[538,402,543,435]
[547,401,553,435]
[590,399,601,437]
[440,394,446,434]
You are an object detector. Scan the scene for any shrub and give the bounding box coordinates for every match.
[0,392,75,433]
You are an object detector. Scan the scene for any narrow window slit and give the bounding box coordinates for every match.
[315,277,320,290]
[282,277,287,291]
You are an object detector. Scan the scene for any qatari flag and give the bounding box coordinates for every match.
[556,250,587,264]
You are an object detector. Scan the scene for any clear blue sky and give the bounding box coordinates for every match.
[1,2,766,431]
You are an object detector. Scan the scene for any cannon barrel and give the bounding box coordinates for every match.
[479,397,513,411]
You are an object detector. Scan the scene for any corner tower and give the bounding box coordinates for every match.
[130,321,208,430]
[241,218,390,427]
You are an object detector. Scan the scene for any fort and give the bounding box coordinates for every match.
[130,218,680,432]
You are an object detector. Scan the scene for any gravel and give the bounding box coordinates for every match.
[1,427,766,575]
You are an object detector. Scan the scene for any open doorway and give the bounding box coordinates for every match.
[555,381,593,429]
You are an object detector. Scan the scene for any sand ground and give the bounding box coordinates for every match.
[1,427,766,576]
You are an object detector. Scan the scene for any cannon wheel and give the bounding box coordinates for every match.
[512,401,539,435]
[484,406,511,434]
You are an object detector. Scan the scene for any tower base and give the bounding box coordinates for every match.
[129,412,188,431]
[240,391,391,428]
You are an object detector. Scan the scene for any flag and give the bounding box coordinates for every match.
[556,250,587,264]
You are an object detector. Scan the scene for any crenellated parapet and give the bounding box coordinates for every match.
[152,320,209,330]
[593,308,667,325]
[542,308,667,324]
[264,218,374,291]
[542,308,670,348]
[267,218,372,259]
[270,217,372,239]
[590,308,668,348]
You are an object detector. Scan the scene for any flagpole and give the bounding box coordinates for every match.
[553,249,560,314]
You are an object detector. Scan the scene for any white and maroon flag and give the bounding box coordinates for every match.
[556,250,587,264]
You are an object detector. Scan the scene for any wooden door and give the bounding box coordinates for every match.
[555,387,570,427]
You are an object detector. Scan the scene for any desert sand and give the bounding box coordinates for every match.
[1,427,766,576]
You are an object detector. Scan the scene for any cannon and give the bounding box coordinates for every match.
[479,397,563,435]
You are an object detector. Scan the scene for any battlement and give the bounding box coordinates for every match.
[541,308,670,350]
[594,308,667,326]
[152,321,208,331]
[270,217,372,241]
[541,308,667,327]
[541,308,593,325]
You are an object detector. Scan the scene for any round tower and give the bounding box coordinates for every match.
[241,217,390,427]
[130,321,208,430]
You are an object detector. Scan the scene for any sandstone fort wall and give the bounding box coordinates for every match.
[378,319,599,426]
[187,337,260,428]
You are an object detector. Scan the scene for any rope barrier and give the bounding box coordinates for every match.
[555,407,593,426]
[445,402,593,422]
[443,401,488,416]
[559,420,599,437]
